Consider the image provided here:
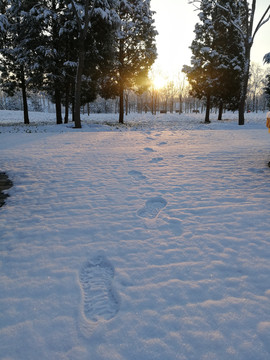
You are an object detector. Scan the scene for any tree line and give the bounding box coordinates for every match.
[183,0,270,125]
[0,0,157,127]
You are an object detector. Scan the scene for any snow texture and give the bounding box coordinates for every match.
[1,110,270,359]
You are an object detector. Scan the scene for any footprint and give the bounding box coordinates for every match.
[128,170,146,180]
[248,167,264,174]
[137,197,167,219]
[158,141,167,146]
[144,147,155,152]
[79,256,119,322]
[149,157,163,163]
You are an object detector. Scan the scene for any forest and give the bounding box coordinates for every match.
[0,0,270,126]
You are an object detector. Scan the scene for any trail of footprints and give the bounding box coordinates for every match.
[129,144,167,219]
[79,144,169,325]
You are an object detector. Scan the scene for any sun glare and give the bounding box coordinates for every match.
[152,74,167,89]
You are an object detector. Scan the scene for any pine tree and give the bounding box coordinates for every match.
[102,0,157,124]
[216,0,270,125]
[183,0,244,123]
[211,0,244,114]
[183,0,217,123]
[66,0,118,128]
[187,0,270,125]
[0,0,44,124]
[33,0,71,125]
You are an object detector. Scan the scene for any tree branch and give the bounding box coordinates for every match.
[252,5,270,41]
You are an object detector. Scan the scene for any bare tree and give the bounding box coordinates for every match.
[247,63,267,112]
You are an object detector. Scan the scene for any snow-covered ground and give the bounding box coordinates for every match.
[1,110,270,360]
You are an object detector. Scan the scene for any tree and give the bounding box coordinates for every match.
[104,0,157,124]
[184,0,244,123]
[0,0,44,124]
[67,0,118,128]
[187,0,270,125]
[183,0,218,123]
[32,0,76,125]
[215,0,270,125]
[247,63,266,112]
[211,0,244,116]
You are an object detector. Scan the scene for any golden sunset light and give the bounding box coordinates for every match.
[151,0,270,87]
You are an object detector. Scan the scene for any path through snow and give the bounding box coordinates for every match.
[1,112,270,359]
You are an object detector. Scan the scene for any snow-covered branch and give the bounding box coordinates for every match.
[0,14,9,33]
[215,2,246,41]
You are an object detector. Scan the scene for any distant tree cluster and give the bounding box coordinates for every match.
[264,52,270,108]
[0,0,157,127]
[183,0,270,125]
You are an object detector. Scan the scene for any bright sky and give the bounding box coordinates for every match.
[151,0,270,84]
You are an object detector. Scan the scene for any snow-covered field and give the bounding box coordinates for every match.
[1,110,270,360]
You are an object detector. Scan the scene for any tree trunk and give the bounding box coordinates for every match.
[119,38,124,124]
[204,94,211,123]
[72,0,91,129]
[20,66,29,125]
[55,87,62,124]
[239,68,248,124]
[179,94,183,114]
[238,0,254,126]
[74,49,84,128]
[218,101,223,120]
[64,81,70,124]
[238,98,245,125]
[125,93,128,116]
[239,52,251,125]
[170,98,173,113]
[119,81,124,124]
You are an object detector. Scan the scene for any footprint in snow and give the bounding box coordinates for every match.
[144,147,155,152]
[137,197,167,219]
[149,157,163,163]
[248,167,264,174]
[158,141,167,146]
[128,170,146,180]
[79,255,119,322]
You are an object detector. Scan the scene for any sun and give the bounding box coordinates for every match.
[152,74,167,89]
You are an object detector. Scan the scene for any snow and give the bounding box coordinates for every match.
[1,110,270,360]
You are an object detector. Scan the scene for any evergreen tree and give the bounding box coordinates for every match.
[187,0,270,125]
[34,0,70,124]
[216,0,270,125]
[0,0,44,124]
[102,0,157,124]
[183,0,217,123]
[66,0,118,128]
[211,0,244,115]
[183,0,244,123]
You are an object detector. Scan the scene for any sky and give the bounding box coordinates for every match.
[150,0,270,83]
